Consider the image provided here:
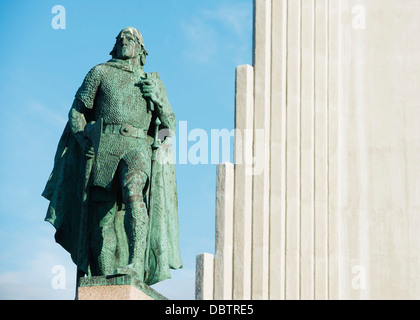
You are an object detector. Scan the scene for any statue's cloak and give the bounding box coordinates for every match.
[42,121,182,285]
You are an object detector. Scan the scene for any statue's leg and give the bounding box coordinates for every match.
[118,162,149,281]
[90,186,118,276]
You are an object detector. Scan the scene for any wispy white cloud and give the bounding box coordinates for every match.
[0,225,195,300]
[181,17,218,65]
[0,248,76,300]
[0,256,196,300]
[151,268,196,300]
[0,224,76,299]
[202,3,252,40]
[180,2,252,66]
[27,100,68,129]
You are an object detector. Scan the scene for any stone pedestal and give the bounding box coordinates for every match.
[77,275,167,300]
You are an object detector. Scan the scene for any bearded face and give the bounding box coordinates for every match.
[111,28,148,66]
[115,31,139,60]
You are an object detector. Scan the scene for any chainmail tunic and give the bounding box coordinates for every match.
[75,62,160,190]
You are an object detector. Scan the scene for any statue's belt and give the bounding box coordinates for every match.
[102,123,147,139]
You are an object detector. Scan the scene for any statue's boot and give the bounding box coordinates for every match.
[91,199,118,275]
[117,166,149,282]
[123,199,149,282]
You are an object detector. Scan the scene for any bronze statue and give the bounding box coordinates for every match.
[42,27,182,287]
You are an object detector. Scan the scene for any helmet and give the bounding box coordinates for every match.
[110,27,148,58]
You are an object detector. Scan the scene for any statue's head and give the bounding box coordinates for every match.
[110,27,148,66]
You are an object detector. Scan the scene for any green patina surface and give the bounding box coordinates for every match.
[42,27,182,289]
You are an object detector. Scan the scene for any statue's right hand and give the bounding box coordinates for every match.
[83,136,95,159]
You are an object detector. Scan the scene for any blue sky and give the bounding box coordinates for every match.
[0,0,252,299]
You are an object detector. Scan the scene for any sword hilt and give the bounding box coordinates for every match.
[152,117,161,151]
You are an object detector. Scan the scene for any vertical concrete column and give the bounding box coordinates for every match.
[285,0,301,300]
[269,0,287,300]
[214,163,234,300]
[314,0,330,300]
[300,0,316,300]
[334,0,420,300]
[252,0,272,300]
[233,65,254,300]
[336,0,361,300]
[327,0,340,301]
[195,253,214,300]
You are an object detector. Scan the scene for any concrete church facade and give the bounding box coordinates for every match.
[195,0,420,300]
